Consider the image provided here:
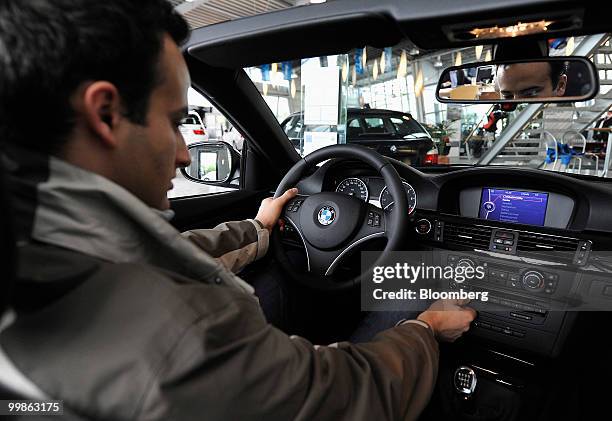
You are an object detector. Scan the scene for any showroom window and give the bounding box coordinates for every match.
[168,87,242,199]
[246,55,350,156]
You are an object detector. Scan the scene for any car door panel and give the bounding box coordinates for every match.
[170,190,267,232]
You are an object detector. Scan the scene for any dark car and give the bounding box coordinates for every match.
[280,108,437,165]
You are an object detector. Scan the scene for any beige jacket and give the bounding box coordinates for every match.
[1,151,439,420]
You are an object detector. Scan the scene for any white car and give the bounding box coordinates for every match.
[179,111,209,144]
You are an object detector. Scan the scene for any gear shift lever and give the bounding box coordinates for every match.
[454,366,477,397]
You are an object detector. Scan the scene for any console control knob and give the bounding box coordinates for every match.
[456,258,476,269]
[522,270,545,290]
[415,219,432,235]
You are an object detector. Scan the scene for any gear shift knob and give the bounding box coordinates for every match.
[454,366,477,397]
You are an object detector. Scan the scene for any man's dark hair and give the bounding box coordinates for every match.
[0,0,189,154]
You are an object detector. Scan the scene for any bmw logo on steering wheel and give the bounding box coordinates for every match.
[317,206,336,226]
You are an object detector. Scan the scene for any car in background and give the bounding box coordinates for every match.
[280,108,438,165]
[179,110,209,144]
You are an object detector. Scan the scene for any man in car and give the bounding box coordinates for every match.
[0,1,475,419]
[496,61,568,99]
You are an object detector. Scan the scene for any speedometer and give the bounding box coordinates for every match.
[379,182,417,214]
[336,178,369,202]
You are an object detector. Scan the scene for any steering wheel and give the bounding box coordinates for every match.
[272,144,409,291]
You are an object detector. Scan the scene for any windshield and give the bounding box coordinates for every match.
[245,34,612,177]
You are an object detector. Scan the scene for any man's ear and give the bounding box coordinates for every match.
[80,81,123,148]
[555,74,567,97]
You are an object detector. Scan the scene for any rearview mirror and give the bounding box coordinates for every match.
[181,141,238,184]
[436,57,598,104]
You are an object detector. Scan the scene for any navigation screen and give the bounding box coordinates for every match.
[479,188,549,226]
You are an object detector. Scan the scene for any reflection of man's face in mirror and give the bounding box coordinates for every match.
[496,62,567,100]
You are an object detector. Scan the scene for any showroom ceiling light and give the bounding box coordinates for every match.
[455,52,462,66]
[262,83,268,96]
[271,62,277,73]
[310,0,327,3]
[352,66,357,86]
[342,60,348,83]
[373,59,379,80]
[475,45,483,60]
[484,49,492,62]
[290,79,296,98]
[380,50,386,74]
[397,50,407,79]
[414,68,424,98]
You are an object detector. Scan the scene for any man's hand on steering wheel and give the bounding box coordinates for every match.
[256,188,298,233]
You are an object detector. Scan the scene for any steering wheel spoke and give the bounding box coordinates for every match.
[281,194,309,228]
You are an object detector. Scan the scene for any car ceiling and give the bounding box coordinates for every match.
[170,0,303,29]
[184,0,608,69]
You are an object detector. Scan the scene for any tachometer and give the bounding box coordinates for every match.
[379,182,417,214]
[336,178,369,202]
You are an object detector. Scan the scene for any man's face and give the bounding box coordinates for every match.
[119,35,191,210]
[496,62,566,100]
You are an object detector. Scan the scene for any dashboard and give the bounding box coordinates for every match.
[289,158,612,357]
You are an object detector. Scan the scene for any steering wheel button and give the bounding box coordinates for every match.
[367,219,373,226]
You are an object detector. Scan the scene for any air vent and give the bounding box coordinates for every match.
[517,232,580,252]
[444,223,493,249]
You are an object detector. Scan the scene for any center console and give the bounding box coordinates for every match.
[439,249,577,356]
[413,186,591,357]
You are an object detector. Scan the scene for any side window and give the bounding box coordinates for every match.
[347,118,363,139]
[168,88,243,199]
[389,116,425,137]
[363,117,387,134]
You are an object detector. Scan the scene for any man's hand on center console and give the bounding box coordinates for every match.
[417,299,477,342]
